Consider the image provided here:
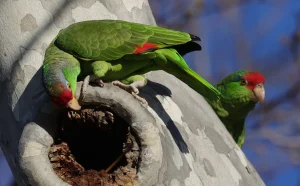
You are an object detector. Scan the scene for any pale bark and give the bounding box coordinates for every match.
[0,0,265,185]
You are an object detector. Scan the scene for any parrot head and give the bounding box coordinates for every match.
[218,70,265,105]
[43,68,81,110]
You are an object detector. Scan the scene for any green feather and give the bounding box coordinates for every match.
[43,40,80,96]
[55,20,192,61]
[43,20,259,148]
[215,70,258,147]
[152,48,222,106]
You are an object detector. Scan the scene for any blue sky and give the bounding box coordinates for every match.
[182,1,300,185]
[0,150,13,186]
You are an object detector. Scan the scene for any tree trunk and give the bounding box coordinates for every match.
[0,0,265,185]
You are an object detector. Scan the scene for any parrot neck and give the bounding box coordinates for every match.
[219,94,256,121]
[215,82,257,122]
[44,62,79,94]
[43,42,80,95]
[43,61,67,86]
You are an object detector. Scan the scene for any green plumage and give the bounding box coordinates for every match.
[43,41,80,95]
[55,20,192,61]
[43,20,262,148]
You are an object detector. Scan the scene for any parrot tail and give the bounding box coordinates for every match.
[172,41,202,56]
[168,33,202,56]
[189,33,201,41]
[161,48,220,101]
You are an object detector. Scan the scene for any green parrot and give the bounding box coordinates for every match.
[42,19,203,109]
[211,70,265,147]
[42,20,265,147]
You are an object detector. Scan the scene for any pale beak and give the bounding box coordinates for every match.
[251,83,265,103]
[67,96,81,110]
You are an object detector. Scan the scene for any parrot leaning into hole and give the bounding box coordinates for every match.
[42,20,265,147]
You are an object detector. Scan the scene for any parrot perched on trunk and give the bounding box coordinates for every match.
[42,20,265,147]
[42,19,203,109]
[211,70,265,147]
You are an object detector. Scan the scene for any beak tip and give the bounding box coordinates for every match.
[73,105,81,110]
[253,84,265,104]
[67,97,82,110]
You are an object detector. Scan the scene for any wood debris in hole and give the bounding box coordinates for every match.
[49,108,140,186]
[67,108,114,131]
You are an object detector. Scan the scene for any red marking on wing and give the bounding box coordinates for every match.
[243,72,265,89]
[134,43,158,54]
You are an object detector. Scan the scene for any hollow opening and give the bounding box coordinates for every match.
[49,106,140,186]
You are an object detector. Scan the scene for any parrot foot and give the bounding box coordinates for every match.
[112,81,139,94]
[88,74,105,87]
[95,79,105,87]
[131,93,148,105]
[79,75,105,102]
[90,78,104,87]
[112,81,148,105]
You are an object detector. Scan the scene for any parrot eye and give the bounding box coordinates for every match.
[66,82,71,90]
[241,79,248,86]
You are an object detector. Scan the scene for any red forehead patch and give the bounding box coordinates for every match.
[51,86,73,107]
[243,71,265,89]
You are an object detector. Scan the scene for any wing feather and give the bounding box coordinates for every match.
[55,20,195,61]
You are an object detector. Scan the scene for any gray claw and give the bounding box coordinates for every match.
[112,80,147,104]
[98,79,104,87]
[112,81,139,94]
[132,93,148,105]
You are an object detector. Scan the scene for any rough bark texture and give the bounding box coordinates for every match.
[0,0,265,185]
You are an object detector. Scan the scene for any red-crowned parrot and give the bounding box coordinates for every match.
[42,20,265,147]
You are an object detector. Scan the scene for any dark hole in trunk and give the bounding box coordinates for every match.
[59,109,127,171]
[49,106,140,186]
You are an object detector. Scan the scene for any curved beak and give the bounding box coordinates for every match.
[251,83,265,103]
[67,96,81,110]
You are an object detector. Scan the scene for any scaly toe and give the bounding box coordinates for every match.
[98,79,104,87]
[132,93,148,105]
[112,81,135,93]
[112,80,121,86]
[130,85,139,94]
